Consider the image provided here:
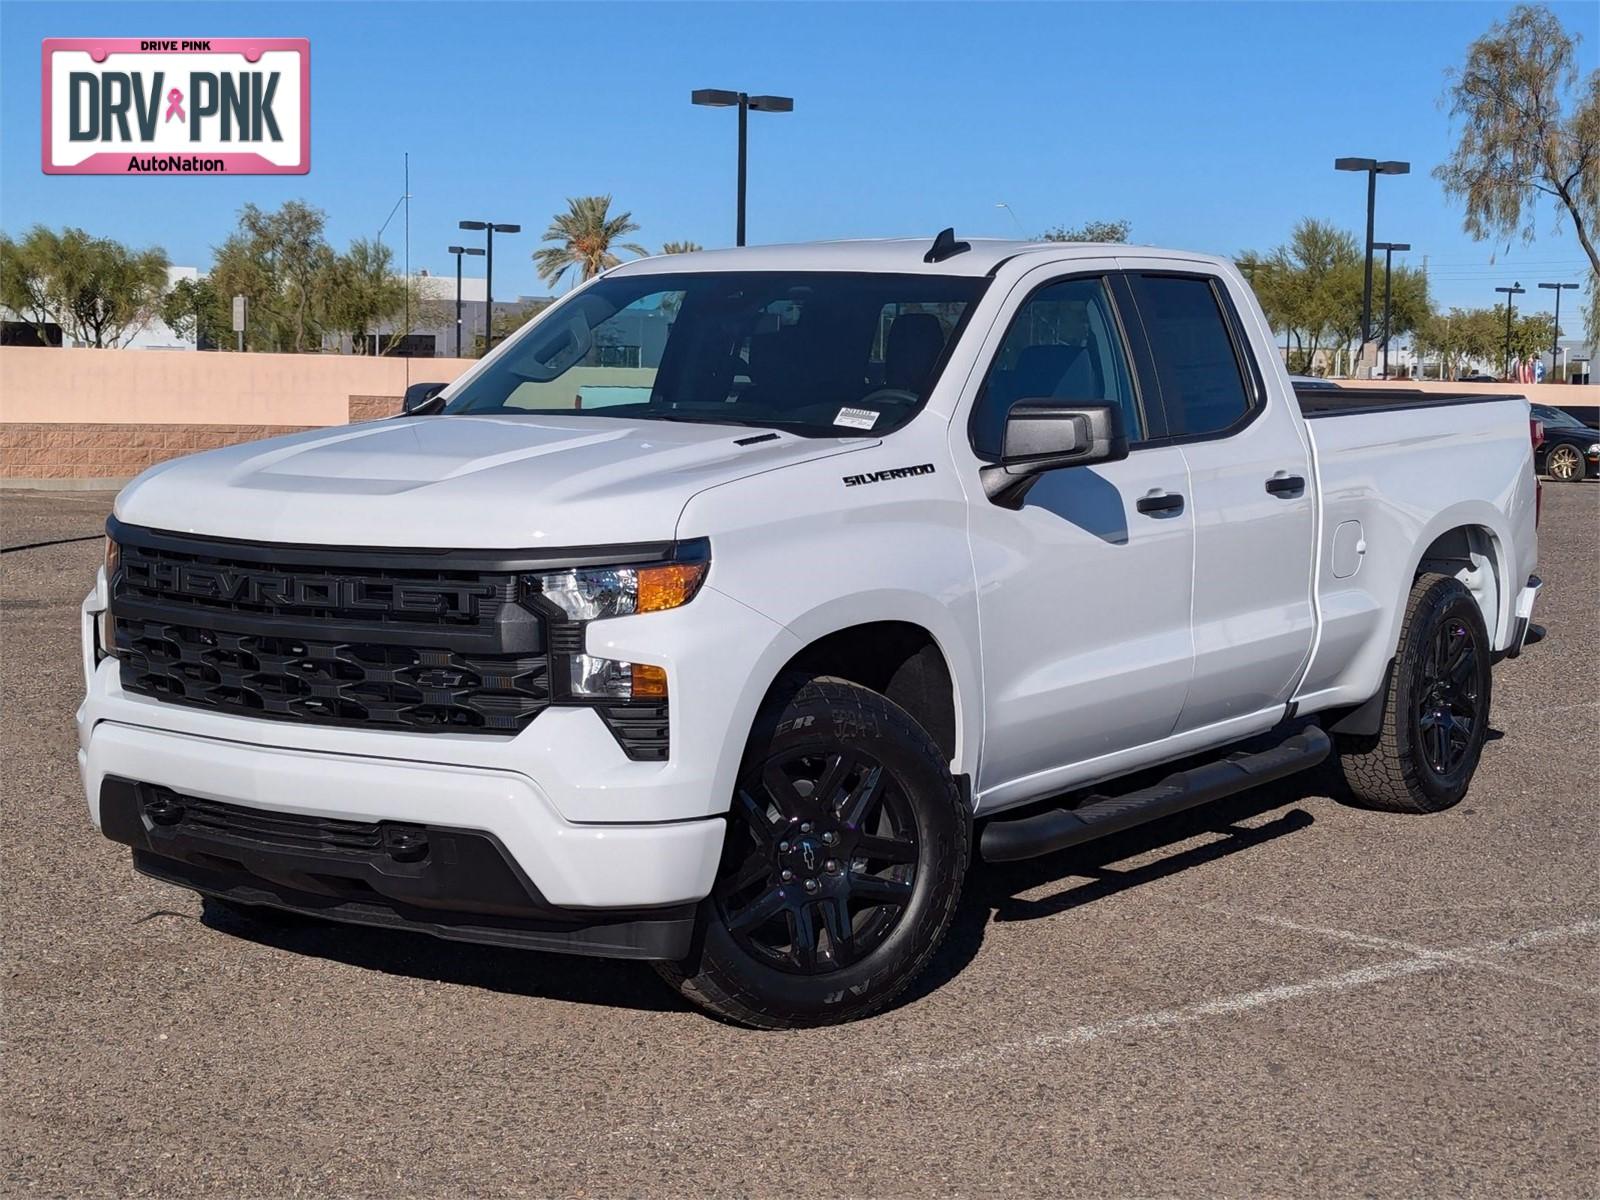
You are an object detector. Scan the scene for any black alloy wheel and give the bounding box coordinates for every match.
[655,674,969,1029]
[717,747,919,974]
[1415,616,1482,778]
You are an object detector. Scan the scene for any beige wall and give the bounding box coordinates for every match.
[0,346,475,426]
[1343,378,1598,410]
[0,346,479,486]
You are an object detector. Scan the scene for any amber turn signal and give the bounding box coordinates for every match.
[637,561,709,614]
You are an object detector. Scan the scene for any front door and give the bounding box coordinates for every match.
[960,268,1195,806]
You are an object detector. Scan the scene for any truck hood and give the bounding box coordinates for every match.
[115,414,871,549]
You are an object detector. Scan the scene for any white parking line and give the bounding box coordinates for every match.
[885,918,1600,1081]
[1195,907,1600,997]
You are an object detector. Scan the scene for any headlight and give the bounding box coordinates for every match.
[1588,443,1598,455]
[527,546,709,622]
[97,535,120,660]
[523,541,708,702]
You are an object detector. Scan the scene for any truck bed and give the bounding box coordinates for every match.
[1294,385,1524,418]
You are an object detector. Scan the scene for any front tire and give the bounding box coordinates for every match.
[656,675,969,1029]
[1545,444,1586,482]
[1334,573,1492,813]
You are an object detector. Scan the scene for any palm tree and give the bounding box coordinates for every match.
[533,196,648,289]
[660,241,703,255]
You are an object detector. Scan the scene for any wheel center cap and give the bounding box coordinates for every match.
[788,835,824,873]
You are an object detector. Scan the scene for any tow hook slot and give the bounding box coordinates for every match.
[381,824,430,863]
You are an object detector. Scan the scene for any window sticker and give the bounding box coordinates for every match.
[834,407,880,431]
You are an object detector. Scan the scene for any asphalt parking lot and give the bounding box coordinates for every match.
[2,483,1596,1198]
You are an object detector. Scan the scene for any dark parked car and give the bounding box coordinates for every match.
[1532,404,1599,482]
[1460,373,1499,383]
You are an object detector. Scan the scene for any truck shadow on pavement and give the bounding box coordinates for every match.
[895,770,1335,1014]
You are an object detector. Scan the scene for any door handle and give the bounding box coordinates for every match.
[1265,474,1306,497]
[1135,490,1185,516]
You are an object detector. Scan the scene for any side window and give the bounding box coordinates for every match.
[1125,274,1253,437]
[972,277,1140,458]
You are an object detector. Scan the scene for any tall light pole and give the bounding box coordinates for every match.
[1495,282,1526,379]
[1537,281,1579,380]
[1372,241,1409,379]
[692,89,794,246]
[1335,157,1409,373]
[458,221,520,353]
[447,244,485,359]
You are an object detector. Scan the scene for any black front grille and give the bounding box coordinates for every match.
[116,617,550,732]
[108,522,672,753]
[112,526,551,735]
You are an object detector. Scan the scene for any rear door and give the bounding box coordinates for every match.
[1117,265,1316,733]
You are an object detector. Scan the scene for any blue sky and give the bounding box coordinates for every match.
[2,1,1594,318]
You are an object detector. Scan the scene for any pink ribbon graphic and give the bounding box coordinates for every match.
[164,88,185,123]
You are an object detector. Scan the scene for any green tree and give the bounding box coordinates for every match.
[1041,219,1131,243]
[533,196,648,290]
[158,276,230,348]
[209,200,333,352]
[1436,3,1599,346]
[0,227,60,344]
[471,299,555,357]
[1240,219,1431,373]
[320,238,407,354]
[26,227,171,347]
[660,241,702,255]
[1414,307,1502,378]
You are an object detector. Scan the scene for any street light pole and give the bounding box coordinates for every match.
[692,89,794,246]
[1495,282,1526,379]
[1335,157,1409,375]
[1372,241,1409,379]
[458,220,521,353]
[447,244,485,359]
[1537,281,1579,381]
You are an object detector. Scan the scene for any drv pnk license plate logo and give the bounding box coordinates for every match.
[42,39,309,175]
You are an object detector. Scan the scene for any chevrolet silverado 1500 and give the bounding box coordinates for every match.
[80,234,1544,1027]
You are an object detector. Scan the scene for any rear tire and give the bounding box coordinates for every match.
[1334,573,1492,813]
[656,674,969,1029]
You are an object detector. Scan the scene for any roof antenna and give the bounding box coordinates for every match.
[924,227,971,264]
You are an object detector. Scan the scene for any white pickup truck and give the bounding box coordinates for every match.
[80,234,1545,1028]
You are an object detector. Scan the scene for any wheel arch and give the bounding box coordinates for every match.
[1405,513,1510,651]
[740,595,979,784]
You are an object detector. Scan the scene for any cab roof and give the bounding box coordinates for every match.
[608,237,1230,279]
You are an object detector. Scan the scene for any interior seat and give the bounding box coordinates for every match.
[883,313,946,395]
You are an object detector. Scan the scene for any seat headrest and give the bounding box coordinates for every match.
[884,313,946,393]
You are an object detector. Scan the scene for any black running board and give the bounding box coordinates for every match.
[979,726,1331,863]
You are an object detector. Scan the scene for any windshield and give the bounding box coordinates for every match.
[443,271,985,437]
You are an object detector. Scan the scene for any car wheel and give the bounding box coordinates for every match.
[1545,444,1585,482]
[1334,573,1492,813]
[656,674,970,1029]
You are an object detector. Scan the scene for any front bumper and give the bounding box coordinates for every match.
[99,777,699,959]
[80,718,726,924]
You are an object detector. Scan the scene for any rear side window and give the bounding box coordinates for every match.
[1126,274,1253,437]
[971,276,1140,458]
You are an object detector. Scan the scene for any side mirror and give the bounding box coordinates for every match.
[981,399,1128,507]
[402,381,448,416]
